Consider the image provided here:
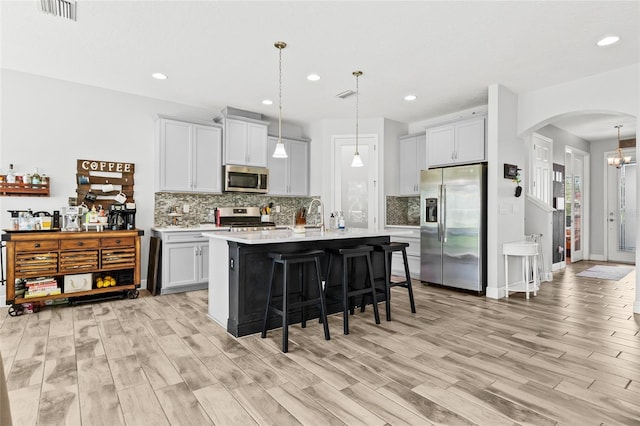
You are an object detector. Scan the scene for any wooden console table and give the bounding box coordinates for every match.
[2,229,143,315]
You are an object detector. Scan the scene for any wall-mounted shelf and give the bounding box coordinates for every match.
[0,180,50,197]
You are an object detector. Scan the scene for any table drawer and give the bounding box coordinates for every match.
[60,250,99,272]
[101,237,135,248]
[15,240,59,252]
[60,239,100,250]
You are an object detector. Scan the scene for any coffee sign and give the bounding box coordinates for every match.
[78,159,135,174]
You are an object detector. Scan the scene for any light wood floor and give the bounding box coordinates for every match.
[1,261,639,425]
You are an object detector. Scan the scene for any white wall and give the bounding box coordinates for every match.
[0,70,219,295]
[486,84,526,299]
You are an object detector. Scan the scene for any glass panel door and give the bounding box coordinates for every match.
[607,156,636,263]
[332,135,378,230]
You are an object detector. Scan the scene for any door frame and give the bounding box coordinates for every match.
[603,147,636,263]
[330,134,379,230]
[565,146,590,262]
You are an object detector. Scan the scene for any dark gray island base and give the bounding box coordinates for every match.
[204,229,391,337]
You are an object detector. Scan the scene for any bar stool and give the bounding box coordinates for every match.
[325,245,380,335]
[371,242,416,321]
[261,249,330,353]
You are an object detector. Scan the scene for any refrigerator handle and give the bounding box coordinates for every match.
[442,184,447,243]
[437,184,443,242]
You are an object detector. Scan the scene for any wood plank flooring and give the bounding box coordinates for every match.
[1,260,639,425]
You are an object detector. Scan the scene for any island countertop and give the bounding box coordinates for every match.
[202,227,411,245]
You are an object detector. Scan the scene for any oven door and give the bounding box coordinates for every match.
[224,165,269,193]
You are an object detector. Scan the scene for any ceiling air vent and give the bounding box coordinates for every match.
[39,0,77,21]
[335,89,356,99]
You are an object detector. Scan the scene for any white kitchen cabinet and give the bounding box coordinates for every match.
[152,229,212,295]
[220,117,269,167]
[267,136,309,196]
[158,116,222,193]
[427,116,486,168]
[389,229,420,279]
[399,132,426,195]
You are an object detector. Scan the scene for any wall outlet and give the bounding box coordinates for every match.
[183,204,190,213]
[275,205,281,213]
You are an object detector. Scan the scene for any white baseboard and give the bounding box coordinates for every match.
[589,254,606,261]
[542,272,553,282]
[552,261,565,271]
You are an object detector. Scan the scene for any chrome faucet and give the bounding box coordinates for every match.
[308,198,324,234]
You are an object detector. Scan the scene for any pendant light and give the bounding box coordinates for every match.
[607,125,631,168]
[351,70,364,167]
[272,41,288,158]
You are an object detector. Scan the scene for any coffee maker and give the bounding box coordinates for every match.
[109,205,136,230]
[61,206,82,232]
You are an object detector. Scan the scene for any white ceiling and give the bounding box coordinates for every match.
[1,1,638,141]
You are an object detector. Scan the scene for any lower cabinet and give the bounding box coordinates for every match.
[389,230,420,280]
[152,229,211,295]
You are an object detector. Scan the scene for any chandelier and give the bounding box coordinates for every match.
[608,125,631,168]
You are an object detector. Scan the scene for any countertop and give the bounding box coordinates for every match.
[151,224,230,233]
[202,227,413,245]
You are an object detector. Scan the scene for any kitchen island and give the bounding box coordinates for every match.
[202,228,406,337]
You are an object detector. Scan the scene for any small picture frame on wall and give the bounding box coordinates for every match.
[503,163,518,179]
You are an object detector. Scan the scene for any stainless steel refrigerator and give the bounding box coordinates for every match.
[420,164,487,292]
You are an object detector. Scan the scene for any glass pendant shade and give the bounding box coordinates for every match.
[273,140,288,158]
[351,152,363,167]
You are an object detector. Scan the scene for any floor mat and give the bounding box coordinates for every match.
[576,265,634,281]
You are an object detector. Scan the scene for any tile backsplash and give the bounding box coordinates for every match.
[386,196,420,226]
[154,192,321,227]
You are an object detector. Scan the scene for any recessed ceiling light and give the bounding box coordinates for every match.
[404,94,417,101]
[262,99,273,105]
[307,74,321,81]
[597,35,620,47]
[152,73,168,80]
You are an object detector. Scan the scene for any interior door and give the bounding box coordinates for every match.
[332,135,378,230]
[530,133,552,204]
[607,157,636,263]
[565,148,588,263]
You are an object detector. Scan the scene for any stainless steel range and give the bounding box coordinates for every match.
[217,207,276,232]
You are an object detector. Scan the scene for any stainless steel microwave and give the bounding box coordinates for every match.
[224,165,269,193]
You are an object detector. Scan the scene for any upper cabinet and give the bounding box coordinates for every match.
[267,136,309,196]
[398,132,426,195]
[215,108,270,167]
[158,116,222,193]
[427,116,486,168]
